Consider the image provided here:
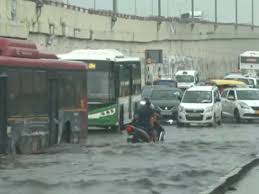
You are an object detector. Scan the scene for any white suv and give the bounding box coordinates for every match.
[221,88,259,123]
[177,86,222,127]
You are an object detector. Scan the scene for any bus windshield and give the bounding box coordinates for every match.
[176,75,194,83]
[87,62,115,103]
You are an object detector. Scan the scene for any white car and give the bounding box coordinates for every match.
[177,86,222,127]
[221,88,259,122]
[224,74,254,88]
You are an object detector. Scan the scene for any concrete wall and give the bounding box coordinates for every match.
[1,0,259,79]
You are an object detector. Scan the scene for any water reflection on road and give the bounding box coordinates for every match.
[1,123,259,194]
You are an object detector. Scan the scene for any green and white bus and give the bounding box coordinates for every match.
[58,49,142,130]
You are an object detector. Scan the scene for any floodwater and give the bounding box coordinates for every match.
[1,123,259,194]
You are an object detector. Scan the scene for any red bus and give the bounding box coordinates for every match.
[0,38,88,154]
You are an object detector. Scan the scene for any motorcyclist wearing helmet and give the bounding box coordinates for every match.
[134,98,156,141]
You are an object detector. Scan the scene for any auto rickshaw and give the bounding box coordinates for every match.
[205,79,247,94]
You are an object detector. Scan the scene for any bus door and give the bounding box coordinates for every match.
[128,65,133,120]
[48,74,59,145]
[0,74,7,153]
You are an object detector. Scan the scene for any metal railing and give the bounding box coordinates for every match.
[28,0,257,27]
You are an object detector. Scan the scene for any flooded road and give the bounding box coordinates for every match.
[1,123,259,194]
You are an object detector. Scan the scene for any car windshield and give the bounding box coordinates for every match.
[151,90,180,100]
[176,75,194,83]
[182,91,212,103]
[236,90,259,100]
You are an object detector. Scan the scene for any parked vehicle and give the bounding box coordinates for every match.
[224,74,255,88]
[177,86,222,127]
[221,88,259,123]
[175,70,199,90]
[205,79,247,94]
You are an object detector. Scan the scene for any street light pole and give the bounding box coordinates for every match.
[158,0,161,17]
[169,0,170,17]
[191,0,194,19]
[113,0,117,14]
[93,0,96,10]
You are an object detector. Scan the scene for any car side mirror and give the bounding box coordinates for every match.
[228,96,235,101]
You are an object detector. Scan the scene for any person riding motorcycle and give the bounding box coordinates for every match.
[134,98,164,141]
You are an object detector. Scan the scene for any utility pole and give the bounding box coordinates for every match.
[113,0,117,14]
[235,0,238,26]
[93,0,96,10]
[214,0,218,24]
[151,0,154,16]
[158,0,161,17]
[191,0,194,19]
[167,0,170,17]
[134,0,137,15]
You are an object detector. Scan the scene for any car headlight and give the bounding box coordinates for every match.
[140,100,146,105]
[178,106,185,112]
[239,102,250,110]
[205,106,213,113]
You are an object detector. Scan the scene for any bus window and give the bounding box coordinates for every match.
[59,71,82,108]
[33,71,48,114]
[7,70,20,115]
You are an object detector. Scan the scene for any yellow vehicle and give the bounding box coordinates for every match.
[205,79,247,94]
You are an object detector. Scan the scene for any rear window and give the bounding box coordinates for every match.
[151,90,180,100]
[225,78,250,85]
[153,80,177,87]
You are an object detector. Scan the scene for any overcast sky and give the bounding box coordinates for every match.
[67,0,259,25]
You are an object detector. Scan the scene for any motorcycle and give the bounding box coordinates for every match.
[126,120,165,143]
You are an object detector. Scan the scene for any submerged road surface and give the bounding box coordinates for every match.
[1,123,259,194]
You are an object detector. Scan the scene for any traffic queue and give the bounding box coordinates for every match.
[141,70,259,127]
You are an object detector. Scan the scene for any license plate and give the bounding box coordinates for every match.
[256,110,259,115]
[188,113,200,117]
[161,111,172,115]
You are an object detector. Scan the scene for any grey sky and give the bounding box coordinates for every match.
[67,0,259,25]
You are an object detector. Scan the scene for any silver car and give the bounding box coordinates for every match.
[221,88,259,122]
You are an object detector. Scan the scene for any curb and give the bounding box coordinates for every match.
[200,157,259,194]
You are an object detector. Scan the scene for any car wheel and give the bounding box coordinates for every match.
[209,114,217,127]
[217,112,222,126]
[234,109,241,123]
